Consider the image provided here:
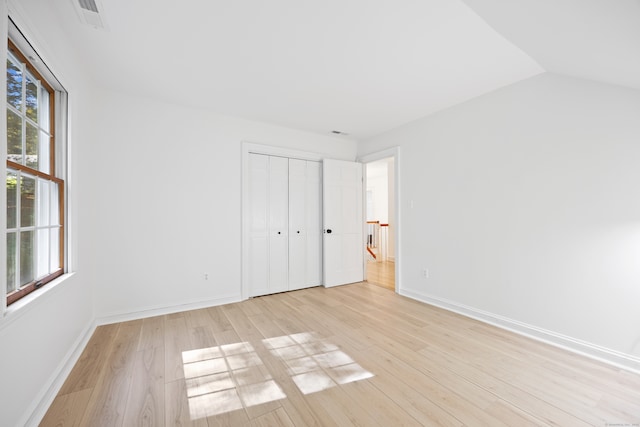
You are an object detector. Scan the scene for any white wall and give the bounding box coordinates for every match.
[89,89,357,319]
[4,4,640,424]
[387,157,395,260]
[367,168,388,223]
[359,72,640,368]
[0,1,97,425]
[0,3,357,424]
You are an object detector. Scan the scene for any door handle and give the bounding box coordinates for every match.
[326,229,332,234]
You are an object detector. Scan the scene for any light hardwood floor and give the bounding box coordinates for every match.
[366,260,395,291]
[41,282,640,426]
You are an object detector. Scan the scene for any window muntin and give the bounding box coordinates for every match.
[7,48,53,174]
[6,38,64,305]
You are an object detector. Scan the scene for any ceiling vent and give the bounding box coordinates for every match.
[72,0,108,30]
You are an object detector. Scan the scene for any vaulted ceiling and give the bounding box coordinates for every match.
[35,0,640,139]
[462,0,640,91]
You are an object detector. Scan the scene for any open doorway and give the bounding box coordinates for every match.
[364,157,396,291]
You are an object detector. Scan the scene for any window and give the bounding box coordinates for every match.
[6,32,66,306]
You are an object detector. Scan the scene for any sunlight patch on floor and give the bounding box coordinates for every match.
[266,332,373,395]
[181,332,373,419]
[182,341,284,419]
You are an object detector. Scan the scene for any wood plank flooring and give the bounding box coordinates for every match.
[41,282,640,426]
[366,260,395,291]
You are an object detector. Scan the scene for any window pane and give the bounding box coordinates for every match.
[21,175,36,227]
[39,86,49,130]
[7,35,65,305]
[51,182,60,226]
[50,227,60,272]
[20,230,35,286]
[7,171,18,229]
[37,228,49,278]
[7,232,17,293]
[39,130,50,174]
[37,178,50,226]
[26,72,38,122]
[7,109,23,163]
[6,56,22,111]
[26,121,38,169]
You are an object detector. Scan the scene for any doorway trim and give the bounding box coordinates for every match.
[358,147,401,293]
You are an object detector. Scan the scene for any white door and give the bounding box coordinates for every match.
[248,154,288,297]
[268,156,289,294]
[288,159,307,290]
[305,161,322,286]
[323,159,364,287]
[288,159,322,290]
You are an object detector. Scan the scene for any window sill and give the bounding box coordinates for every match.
[0,272,76,332]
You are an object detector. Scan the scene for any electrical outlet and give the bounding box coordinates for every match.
[204,273,209,280]
[422,268,429,279]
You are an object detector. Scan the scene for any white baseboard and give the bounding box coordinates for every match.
[26,294,241,426]
[24,320,97,427]
[400,288,640,375]
[96,294,242,326]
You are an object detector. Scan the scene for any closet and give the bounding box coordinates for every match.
[247,153,322,297]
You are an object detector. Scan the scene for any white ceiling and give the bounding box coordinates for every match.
[461,0,640,91]
[41,0,640,140]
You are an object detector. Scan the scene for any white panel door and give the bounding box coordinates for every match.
[305,161,322,286]
[323,159,364,287]
[268,156,289,294]
[248,154,269,297]
[289,159,322,291]
[248,154,322,297]
[288,159,307,290]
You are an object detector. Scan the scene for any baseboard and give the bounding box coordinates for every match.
[400,288,640,375]
[24,294,242,425]
[23,320,97,427]
[96,294,242,326]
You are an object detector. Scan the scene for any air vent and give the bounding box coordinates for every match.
[78,0,99,13]
[72,0,108,30]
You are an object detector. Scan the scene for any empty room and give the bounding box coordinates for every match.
[1,0,640,425]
